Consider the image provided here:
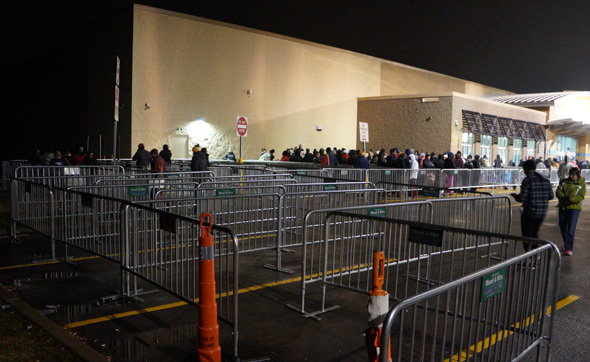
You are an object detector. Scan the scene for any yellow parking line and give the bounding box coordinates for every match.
[64,257,397,329]
[0,256,100,270]
[445,295,580,362]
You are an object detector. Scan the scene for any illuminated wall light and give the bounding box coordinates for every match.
[186,118,212,138]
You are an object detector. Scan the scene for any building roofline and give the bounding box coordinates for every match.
[133,4,512,96]
[358,92,547,117]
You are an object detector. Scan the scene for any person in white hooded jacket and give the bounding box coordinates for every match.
[409,153,419,181]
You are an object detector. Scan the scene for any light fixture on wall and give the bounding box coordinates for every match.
[426,116,432,122]
[246,88,253,96]
[144,103,150,110]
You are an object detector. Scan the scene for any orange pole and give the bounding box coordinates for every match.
[365,251,391,362]
[198,213,221,362]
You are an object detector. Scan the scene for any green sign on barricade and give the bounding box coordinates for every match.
[368,207,386,218]
[481,268,505,301]
[296,171,307,175]
[420,187,440,198]
[323,184,338,191]
[216,189,236,196]
[165,173,180,179]
[128,186,149,197]
[384,170,392,175]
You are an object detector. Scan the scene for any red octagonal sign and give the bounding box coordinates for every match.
[236,116,248,137]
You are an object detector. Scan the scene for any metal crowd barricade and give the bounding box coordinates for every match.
[10,178,241,358]
[140,192,283,254]
[324,168,367,182]
[267,168,327,184]
[582,169,590,182]
[120,171,214,183]
[14,165,126,188]
[271,188,388,273]
[3,160,29,190]
[204,173,294,182]
[155,185,288,199]
[289,195,511,317]
[380,236,560,362]
[208,166,233,177]
[198,178,297,190]
[68,182,204,202]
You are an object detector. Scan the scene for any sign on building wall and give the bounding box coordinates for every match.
[359,122,369,142]
[237,116,248,137]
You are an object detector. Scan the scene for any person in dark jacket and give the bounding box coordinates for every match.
[303,149,314,163]
[49,151,68,166]
[393,153,405,169]
[493,154,504,168]
[191,146,208,171]
[433,154,445,169]
[443,153,456,169]
[222,147,236,161]
[83,152,98,165]
[132,143,151,168]
[354,151,370,169]
[29,147,43,165]
[454,151,465,168]
[423,154,434,168]
[160,144,172,166]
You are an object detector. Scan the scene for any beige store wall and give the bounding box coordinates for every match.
[131,6,512,159]
[132,6,380,159]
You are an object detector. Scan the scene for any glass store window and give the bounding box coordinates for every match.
[513,138,522,164]
[526,140,535,158]
[461,132,473,158]
[480,135,492,159]
[556,136,577,160]
[498,137,508,164]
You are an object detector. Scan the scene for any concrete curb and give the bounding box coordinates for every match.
[0,285,108,362]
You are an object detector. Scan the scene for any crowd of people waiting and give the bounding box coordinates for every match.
[260,145,589,176]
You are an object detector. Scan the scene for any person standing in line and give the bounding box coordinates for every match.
[510,160,554,252]
[73,146,87,165]
[223,147,236,161]
[150,149,165,173]
[493,154,503,168]
[556,167,586,256]
[191,146,208,171]
[132,143,151,168]
[160,144,172,166]
[558,156,575,180]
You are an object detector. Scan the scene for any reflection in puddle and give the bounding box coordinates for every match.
[12,271,79,286]
[107,324,199,361]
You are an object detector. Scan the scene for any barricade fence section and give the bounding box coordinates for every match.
[429,196,511,234]
[3,160,29,190]
[155,185,288,199]
[380,241,560,362]
[10,178,240,358]
[14,165,126,188]
[290,196,511,317]
[375,181,493,202]
[140,193,283,254]
[69,182,205,202]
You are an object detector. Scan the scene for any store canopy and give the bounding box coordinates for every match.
[548,118,590,137]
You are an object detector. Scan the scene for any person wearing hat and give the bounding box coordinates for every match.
[132,143,151,168]
[191,145,208,171]
[354,150,370,169]
[223,147,236,161]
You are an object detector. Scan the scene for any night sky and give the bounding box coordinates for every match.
[4,0,589,93]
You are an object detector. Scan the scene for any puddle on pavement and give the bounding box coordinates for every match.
[12,271,79,287]
[106,324,199,361]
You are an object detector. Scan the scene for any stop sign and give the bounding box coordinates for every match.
[236,116,248,137]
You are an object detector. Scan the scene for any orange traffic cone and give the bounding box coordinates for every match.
[198,213,221,362]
